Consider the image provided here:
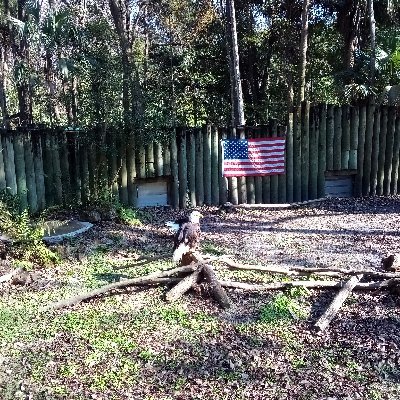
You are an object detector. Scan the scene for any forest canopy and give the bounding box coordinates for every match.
[0,0,399,130]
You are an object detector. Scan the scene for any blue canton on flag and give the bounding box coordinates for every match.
[221,137,286,177]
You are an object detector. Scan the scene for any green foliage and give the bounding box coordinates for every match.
[259,287,309,323]
[0,192,60,266]
[116,204,151,226]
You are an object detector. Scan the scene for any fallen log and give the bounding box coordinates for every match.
[216,258,291,275]
[218,259,400,279]
[203,264,230,309]
[291,266,400,279]
[165,267,203,302]
[314,274,363,332]
[48,265,198,310]
[220,278,390,291]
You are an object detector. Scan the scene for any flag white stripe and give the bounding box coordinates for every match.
[224,169,285,176]
[248,145,285,151]
[224,164,285,170]
[225,159,284,164]
[248,140,286,146]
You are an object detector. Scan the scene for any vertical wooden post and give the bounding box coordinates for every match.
[126,133,137,207]
[211,126,220,205]
[170,129,180,208]
[261,126,271,203]
[218,127,228,204]
[42,133,54,206]
[286,112,294,203]
[163,139,171,176]
[187,129,197,207]
[326,105,334,171]
[391,116,400,195]
[51,133,63,205]
[301,101,310,201]
[370,107,381,196]
[23,133,38,213]
[195,128,204,206]
[13,132,28,210]
[87,138,96,202]
[270,120,279,203]
[254,127,263,203]
[317,104,327,198]
[118,134,128,204]
[32,132,46,210]
[309,106,318,200]
[362,101,375,195]
[229,127,239,205]
[154,142,163,177]
[79,137,90,206]
[58,131,71,205]
[107,130,119,202]
[1,134,17,195]
[178,128,188,208]
[278,125,287,203]
[376,106,388,196]
[245,127,255,204]
[236,126,247,204]
[293,107,302,202]
[97,124,109,202]
[355,105,367,197]
[349,106,359,170]
[137,145,146,179]
[333,106,342,171]
[203,125,212,205]
[341,105,351,169]
[146,141,155,178]
[0,132,6,191]
[383,106,396,195]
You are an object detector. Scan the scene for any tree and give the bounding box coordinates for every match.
[297,0,310,104]
[225,0,245,126]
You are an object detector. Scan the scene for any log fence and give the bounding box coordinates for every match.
[0,102,400,212]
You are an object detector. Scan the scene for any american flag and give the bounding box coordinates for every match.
[222,137,286,177]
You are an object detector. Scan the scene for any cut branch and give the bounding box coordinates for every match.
[314,274,363,332]
[165,266,203,302]
[291,266,400,279]
[48,265,198,310]
[220,277,389,291]
[217,258,291,275]
[203,264,230,309]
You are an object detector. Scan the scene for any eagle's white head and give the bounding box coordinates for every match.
[189,211,203,224]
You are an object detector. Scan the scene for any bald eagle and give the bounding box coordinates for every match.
[168,211,203,262]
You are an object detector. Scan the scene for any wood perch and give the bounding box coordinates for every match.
[314,274,363,332]
[220,278,391,291]
[165,267,203,302]
[48,265,198,310]
[203,264,230,309]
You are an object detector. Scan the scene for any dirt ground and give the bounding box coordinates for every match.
[0,196,400,400]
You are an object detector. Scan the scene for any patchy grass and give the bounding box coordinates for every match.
[2,198,400,399]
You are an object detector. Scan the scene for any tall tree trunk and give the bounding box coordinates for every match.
[226,0,245,126]
[368,0,376,87]
[109,0,143,131]
[297,0,310,104]
[16,0,31,126]
[337,0,361,72]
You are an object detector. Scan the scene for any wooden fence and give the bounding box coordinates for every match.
[0,102,399,212]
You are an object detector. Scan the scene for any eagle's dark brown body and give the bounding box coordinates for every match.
[172,212,202,262]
